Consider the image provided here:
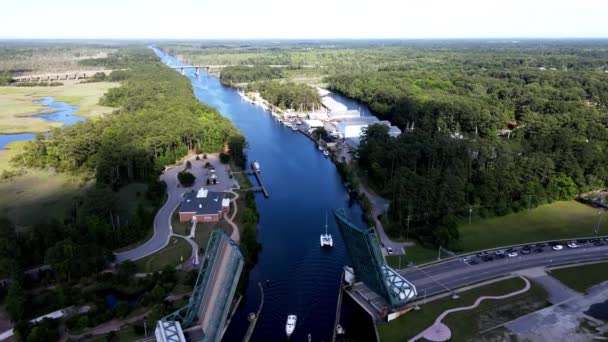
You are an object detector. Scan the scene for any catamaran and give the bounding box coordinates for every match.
[320,212,333,247]
[286,314,297,337]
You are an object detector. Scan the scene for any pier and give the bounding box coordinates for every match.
[250,161,269,198]
[243,282,265,342]
[332,271,345,342]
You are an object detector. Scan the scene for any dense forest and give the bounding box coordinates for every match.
[246,81,321,111]
[327,46,608,250]
[220,65,284,85]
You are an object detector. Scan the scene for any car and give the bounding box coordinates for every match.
[577,239,588,244]
[387,247,393,254]
[604,237,608,241]
[477,251,488,257]
[549,241,559,246]
[590,238,599,243]
[594,240,603,246]
[534,247,544,253]
[507,252,518,257]
[463,256,471,262]
[567,241,578,248]
[536,243,547,248]
[496,254,506,259]
[521,248,531,255]
[381,242,386,248]
[470,259,479,265]
[552,244,564,251]
[495,249,506,256]
[482,255,494,262]
[506,248,517,253]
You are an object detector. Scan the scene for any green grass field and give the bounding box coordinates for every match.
[386,245,438,268]
[135,236,192,273]
[459,201,608,253]
[549,262,608,293]
[0,81,116,133]
[378,277,548,342]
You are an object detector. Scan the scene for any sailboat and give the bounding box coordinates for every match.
[320,212,333,247]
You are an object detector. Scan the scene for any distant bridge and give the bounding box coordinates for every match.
[12,70,112,82]
[170,64,289,71]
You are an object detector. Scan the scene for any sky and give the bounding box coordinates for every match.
[0,0,607,39]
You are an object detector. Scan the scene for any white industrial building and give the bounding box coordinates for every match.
[303,119,325,131]
[337,117,381,138]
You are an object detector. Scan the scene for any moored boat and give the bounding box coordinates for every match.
[286,314,297,337]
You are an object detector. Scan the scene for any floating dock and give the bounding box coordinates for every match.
[250,161,269,198]
[243,282,265,342]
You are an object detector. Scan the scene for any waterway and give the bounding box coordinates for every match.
[154,49,376,341]
[0,96,83,149]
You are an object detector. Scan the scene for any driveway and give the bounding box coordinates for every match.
[115,154,234,262]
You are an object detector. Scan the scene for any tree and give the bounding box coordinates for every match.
[6,282,25,321]
[177,171,196,187]
[219,152,230,164]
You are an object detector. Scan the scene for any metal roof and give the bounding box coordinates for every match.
[180,189,224,215]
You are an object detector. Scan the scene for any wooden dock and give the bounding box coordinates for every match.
[332,271,345,342]
[250,162,269,198]
[243,282,265,342]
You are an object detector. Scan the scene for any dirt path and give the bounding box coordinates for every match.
[409,276,531,342]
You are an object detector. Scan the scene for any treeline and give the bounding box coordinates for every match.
[246,81,321,111]
[331,47,608,251]
[220,66,284,85]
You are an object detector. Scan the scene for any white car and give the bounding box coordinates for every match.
[552,244,564,251]
[387,247,393,254]
[567,242,578,248]
[507,252,518,257]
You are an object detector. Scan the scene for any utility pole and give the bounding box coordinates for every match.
[406,213,411,241]
[468,206,473,224]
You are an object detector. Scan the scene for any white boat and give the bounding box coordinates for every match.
[323,149,329,157]
[317,145,323,151]
[320,212,333,247]
[336,324,345,335]
[286,314,297,337]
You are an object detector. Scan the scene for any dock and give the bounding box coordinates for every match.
[250,162,269,198]
[243,282,264,342]
[332,271,345,342]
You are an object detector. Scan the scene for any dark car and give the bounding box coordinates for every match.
[521,248,531,255]
[534,247,544,253]
[594,241,603,246]
[577,239,588,244]
[470,259,479,265]
[496,254,506,259]
[536,243,547,247]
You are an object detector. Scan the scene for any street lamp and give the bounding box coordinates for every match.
[468,206,473,224]
[595,210,605,235]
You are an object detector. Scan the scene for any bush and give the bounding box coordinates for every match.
[177,171,195,187]
[219,153,230,164]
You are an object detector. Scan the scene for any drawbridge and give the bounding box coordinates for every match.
[333,208,417,319]
[157,230,244,342]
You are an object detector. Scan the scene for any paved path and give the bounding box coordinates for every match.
[115,154,235,262]
[225,190,241,243]
[409,276,531,342]
[515,267,580,304]
[357,184,412,256]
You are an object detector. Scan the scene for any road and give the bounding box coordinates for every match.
[115,154,234,262]
[402,241,608,298]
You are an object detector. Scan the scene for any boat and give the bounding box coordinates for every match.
[252,160,261,172]
[320,212,333,247]
[308,333,312,341]
[286,314,297,337]
[323,149,329,157]
[317,145,323,151]
[336,324,345,335]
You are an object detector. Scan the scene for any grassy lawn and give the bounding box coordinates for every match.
[193,221,232,252]
[378,277,548,342]
[386,244,438,269]
[0,81,116,134]
[135,236,192,273]
[172,208,191,236]
[549,262,608,293]
[0,160,90,227]
[459,201,608,253]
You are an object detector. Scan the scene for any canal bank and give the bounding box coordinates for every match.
[154,49,377,342]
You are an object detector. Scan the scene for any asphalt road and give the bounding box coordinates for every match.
[115,155,233,262]
[401,240,608,298]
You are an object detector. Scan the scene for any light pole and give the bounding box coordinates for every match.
[468,206,473,224]
[595,210,605,235]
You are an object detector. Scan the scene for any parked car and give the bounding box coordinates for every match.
[552,244,564,251]
[536,243,547,247]
[534,247,544,253]
[567,241,578,248]
[470,259,479,265]
[594,240,603,246]
[521,248,531,255]
[495,249,506,256]
[387,247,393,254]
[507,251,518,257]
[496,254,506,259]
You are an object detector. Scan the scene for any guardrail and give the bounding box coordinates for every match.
[410,234,608,270]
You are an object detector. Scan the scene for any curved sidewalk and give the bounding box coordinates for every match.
[409,276,531,342]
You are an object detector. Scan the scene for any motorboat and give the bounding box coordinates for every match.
[317,145,323,151]
[320,212,333,247]
[323,149,329,157]
[286,314,297,337]
[336,324,345,335]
